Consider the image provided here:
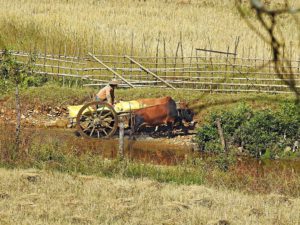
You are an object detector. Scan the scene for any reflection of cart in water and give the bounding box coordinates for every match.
[68,100,145,139]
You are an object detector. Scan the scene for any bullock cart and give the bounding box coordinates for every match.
[70,97,194,139]
[74,101,134,139]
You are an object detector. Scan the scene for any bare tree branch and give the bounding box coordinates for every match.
[236,0,300,104]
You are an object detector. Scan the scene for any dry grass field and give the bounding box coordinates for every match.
[0,0,299,57]
[0,168,299,225]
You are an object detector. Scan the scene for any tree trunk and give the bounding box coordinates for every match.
[15,84,21,152]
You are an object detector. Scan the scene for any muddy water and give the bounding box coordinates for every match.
[1,125,300,175]
[16,126,195,165]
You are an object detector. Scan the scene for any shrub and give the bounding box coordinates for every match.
[235,110,281,157]
[22,75,49,87]
[196,103,299,158]
[196,103,252,153]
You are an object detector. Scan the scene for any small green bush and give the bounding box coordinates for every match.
[22,75,49,87]
[196,102,299,158]
[196,103,252,153]
[235,110,281,157]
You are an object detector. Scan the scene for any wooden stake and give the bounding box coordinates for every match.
[43,37,47,80]
[58,42,61,82]
[163,38,167,80]
[189,44,193,89]
[226,46,231,93]
[216,118,227,153]
[196,49,200,83]
[51,39,55,76]
[75,45,80,87]
[130,32,134,81]
[119,118,125,159]
[155,32,161,84]
[63,43,67,87]
[180,33,185,86]
[174,41,180,80]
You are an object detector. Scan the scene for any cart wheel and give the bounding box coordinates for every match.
[76,101,118,139]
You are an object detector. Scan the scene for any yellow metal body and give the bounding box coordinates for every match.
[67,100,146,118]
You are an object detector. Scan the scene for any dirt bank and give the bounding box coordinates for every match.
[0,94,198,149]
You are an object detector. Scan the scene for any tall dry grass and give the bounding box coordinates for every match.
[0,0,299,57]
[0,168,299,225]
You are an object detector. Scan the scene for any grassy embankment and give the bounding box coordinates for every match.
[0,0,299,57]
[1,84,296,124]
[0,168,299,225]
[1,85,299,197]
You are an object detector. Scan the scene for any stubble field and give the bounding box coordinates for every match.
[0,0,299,57]
[0,168,299,225]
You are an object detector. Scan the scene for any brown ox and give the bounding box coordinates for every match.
[136,96,171,107]
[132,97,194,137]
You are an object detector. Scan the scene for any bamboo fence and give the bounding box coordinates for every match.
[1,46,299,94]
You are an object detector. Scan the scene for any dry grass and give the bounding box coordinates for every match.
[0,168,299,225]
[0,0,299,57]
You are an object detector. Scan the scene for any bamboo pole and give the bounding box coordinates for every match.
[180,33,184,86]
[51,39,55,77]
[82,84,295,94]
[125,55,176,89]
[189,44,193,89]
[7,50,299,62]
[155,32,161,81]
[233,36,240,92]
[174,42,180,80]
[58,42,61,82]
[89,53,135,88]
[226,46,231,93]
[163,38,167,80]
[196,49,200,82]
[43,38,47,80]
[63,43,67,87]
[130,31,134,81]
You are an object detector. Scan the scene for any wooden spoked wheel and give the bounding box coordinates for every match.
[76,101,118,139]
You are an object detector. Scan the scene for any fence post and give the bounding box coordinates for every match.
[155,32,161,84]
[118,117,125,159]
[51,39,55,79]
[216,118,227,153]
[174,41,180,80]
[76,45,80,87]
[180,32,184,79]
[189,44,193,89]
[163,38,167,80]
[233,37,240,92]
[63,43,67,87]
[43,38,47,81]
[130,31,134,82]
[58,42,61,83]
[196,49,200,85]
